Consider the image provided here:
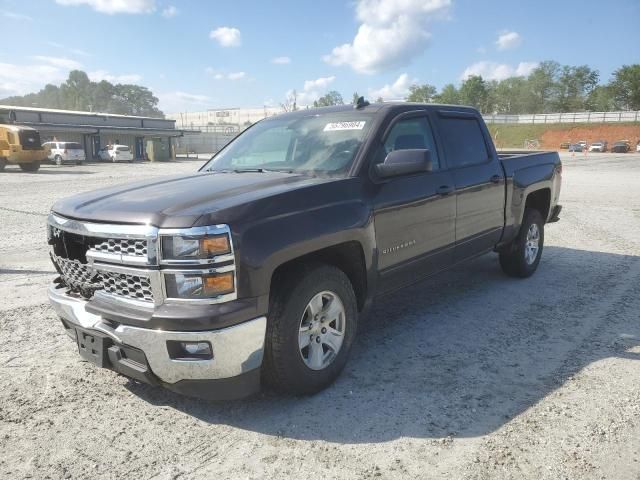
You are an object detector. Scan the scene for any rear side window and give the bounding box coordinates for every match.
[64,142,83,149]
[117,146,130,152]
[383,116,440,170]
[438,116,489,168]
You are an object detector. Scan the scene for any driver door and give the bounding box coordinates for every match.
[371,113,456,294]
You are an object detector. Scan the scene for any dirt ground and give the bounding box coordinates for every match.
[539,124,640,149]
[1,153,639,479]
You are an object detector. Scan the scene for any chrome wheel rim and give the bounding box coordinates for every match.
[298,291,346,371]
[525,223,540,265]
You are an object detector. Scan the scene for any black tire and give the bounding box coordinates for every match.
[19,162,40,172]
[111,156,116,163]
[76,160,82,166]
[0,157,6,172]
[499,208,544,278]
[262,263,358,395]
[55,155,63,166]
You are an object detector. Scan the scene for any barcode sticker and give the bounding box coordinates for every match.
[323,121,366,132]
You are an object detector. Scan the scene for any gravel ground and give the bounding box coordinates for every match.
[1,153,639,479]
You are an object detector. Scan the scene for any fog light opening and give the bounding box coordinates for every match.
[167,340,213,360]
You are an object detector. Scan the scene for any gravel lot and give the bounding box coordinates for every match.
[1,153,639,479]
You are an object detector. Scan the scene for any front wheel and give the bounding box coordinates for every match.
[262,264,358,395]
[499,208,544,278]
[55,155,63,166]
[111,156,116,163]
[19,162,40,172]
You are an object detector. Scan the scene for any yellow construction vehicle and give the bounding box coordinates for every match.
[0,124,47,172]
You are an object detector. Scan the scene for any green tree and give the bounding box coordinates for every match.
[586,85,617,111]
[313,90,344,107]
[434,84,460,105]
[406,83,437,103]
[552,65,599,112]
[459,75,490,112]
[608,64,640,110]
[0,70,164,117]
[351,92,360,104]
[525,61,560,113]
[375,96,384,103]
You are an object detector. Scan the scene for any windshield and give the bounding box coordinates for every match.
[202,112,374,175]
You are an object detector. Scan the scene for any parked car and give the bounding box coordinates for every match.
[47,102,562,400]
[559,141,570,149]
[43,141,86,165]
[636,141,640,153]
[0,124,46,172]
[588,140,608,152]
[577,140,587,149]
[568,143,584,152]
[99,144,134,162]
[611,140,631,153]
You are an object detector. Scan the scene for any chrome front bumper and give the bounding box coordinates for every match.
[48,283,266,384]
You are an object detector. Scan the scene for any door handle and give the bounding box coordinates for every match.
[490,175,502,184]
[436,185,453,196]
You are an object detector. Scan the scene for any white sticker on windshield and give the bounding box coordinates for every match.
[323,121,366,132]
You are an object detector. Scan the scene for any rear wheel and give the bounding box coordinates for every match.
[55,155,63,166]
[262,264,358,395]
[19,162,40,173]
[0,157,6,172]
[76,160,82,166]
[499,208,544,278]
[111,156,116,163]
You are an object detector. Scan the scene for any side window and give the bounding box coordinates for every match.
[383,116,440,170]
[438,117,489,168]
[7,132,15,144]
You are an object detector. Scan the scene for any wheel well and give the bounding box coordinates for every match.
[270,241,367,311]
[524,188,550,222]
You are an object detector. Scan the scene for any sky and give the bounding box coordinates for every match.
[1,0,639,113]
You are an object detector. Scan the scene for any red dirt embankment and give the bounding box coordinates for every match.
[540,124,640,149]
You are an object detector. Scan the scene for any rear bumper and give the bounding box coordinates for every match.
[48,282,266,399]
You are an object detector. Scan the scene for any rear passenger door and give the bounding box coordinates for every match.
[372,112,456,294]
[435,111,505,262]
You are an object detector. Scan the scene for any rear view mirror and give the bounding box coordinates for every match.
[375,149,432,178]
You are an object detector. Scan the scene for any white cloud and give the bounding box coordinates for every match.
[55,0,156,14]
[461,61,538,81]
[209,27,241,47]
[161,5,177,18]
[158,91,211,113]
[495,31,522,50]
[369,73,414,100]
[272,56,291,65]
[88,70,143,83]
[323,0,451,74]
[206,68,246,80]
[290,75,336,105]
[3,11,33,20]
[32,56,83,70]
[0,63,65,98]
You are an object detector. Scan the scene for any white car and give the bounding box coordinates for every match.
[99,144,134,163]
[43,141,85,165]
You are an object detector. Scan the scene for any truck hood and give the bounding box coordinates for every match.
[51,171,334,228]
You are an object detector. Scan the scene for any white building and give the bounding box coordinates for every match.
[167,106,285,130]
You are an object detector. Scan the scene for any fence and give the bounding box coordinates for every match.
[174,131,238,155]
[483,110,640,124]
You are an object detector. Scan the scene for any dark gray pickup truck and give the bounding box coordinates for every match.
[47,102,562,400]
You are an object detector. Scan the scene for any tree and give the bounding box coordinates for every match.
[351,92,360,105]
[281,90,298,112]
[552,65,599,112]
[406,83,437,103]
[586,85,617,111]
[492,77,529,114]
[313,90,344,107]
[376,96,384,103]
[434,84,460,105]
[608,64,640,110]
[525,61,560,113]
[0,70,163,117]
[459,75,490,112]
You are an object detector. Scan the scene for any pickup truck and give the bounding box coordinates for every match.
[47,102,562,400]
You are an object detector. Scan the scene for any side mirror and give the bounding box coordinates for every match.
[375,149,432,178]
[0,140,9,150]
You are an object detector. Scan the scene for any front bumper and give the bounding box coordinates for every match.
[48,282,266,399]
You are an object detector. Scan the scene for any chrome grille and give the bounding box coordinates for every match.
[52,254,100,297]
[92,238,148,257]
[98,271,154,303]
